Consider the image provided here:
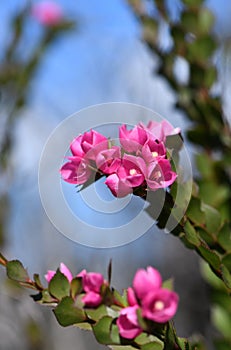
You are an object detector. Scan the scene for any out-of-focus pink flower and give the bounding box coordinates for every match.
[96,146,121,174]
[45,263,73,283]
[141,139,166,163]
[146,159,177,190]
[127,287,138,306]
[70,130,108,160]
[82,272,104,293]
[82,291,102,308]
[119,124,148,153]
[31,1,63,26]
[133,266,162,300]
[60,156,91,184]
[80,271,105,308]
[116,305,142,339]
[140,120,180,142]
[142,289,179,323]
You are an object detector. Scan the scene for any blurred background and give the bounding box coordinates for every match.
[0,0,231,349]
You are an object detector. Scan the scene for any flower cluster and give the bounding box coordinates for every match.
[45,263,178,340]
[45,263,107,308]
[117,266,179,339]
[60,120,179,198]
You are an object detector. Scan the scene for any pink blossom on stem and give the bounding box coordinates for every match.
[82,291,102,308]
[133,266,162,300]
[105,173,133,198]
[127,287,138,306]
[140,120,181,142]
[141,289,179,323]
[141,139,166,163]
[60,156,91,184]
[70,130,108,160]
[146,159,177,190]
[45,263,73,283]
[119,124,148,153]
[96,146,121,174]
[116,305,142,339]
[31,1,63,26]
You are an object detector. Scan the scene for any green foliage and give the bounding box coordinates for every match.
[48,269,70,300]
[6,260,29,283]
[53,296,86,327]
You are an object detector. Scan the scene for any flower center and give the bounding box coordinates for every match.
[129,168,137,176]
[154,300,165,311]
[152,151,158,157]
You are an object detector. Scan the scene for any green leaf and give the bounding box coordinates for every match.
[48,269,70,300]
[201,203,221,233]
[33,274,44,290]
[198,245,221,270]
[188,36,216,62]
[85,304,110,322]
[93,316,120,345]
[141,342,164,350]
[53,296,86,327]
[74,322,92,331]
[221,264,231,289]
[218,223,231,252]
[200,261,226,291]
[70,277,82,299]
[6,260,29,283]
[109,346,137,350]
[184,221,201,246]
[212,305,231,339]
[222,254,231,272]
[182,0,203,6]
[162,278,173,291]
[186,197,205,226]
[113,288,128,308]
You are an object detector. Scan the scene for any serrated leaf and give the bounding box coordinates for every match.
[186,197,205,226]
[6,260,29,282]
[70,277,82,299]
[201,203,221,234]
[184,221,201,246]
[221,264,231,290]
[48,269,70,300]
[113,289,128,308]
[85,304,109,322]
[222,254,231,272]
[92,316,120,345]
[33,274,44,290]
[198,245,221,270]
[218,224,231,252]
[53,296,86,327]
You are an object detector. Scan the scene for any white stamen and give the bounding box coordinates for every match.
[154,301,165,311]
[156,171,161,178]
[152,151,158,157]
[129,168,137,176]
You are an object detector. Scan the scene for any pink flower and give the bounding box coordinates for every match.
[31,1,63,26]
[140,120,181,142]
[133,266,162,300]
[80,271,105,308]
[60,156,91,184]
[127,287,138,306]
[141,139,166,163]
[117,305,142,339]
[45,263,73,283]
[146,159,177,190]
[70,130,108,160]
[105,173,133,198]
[82,291,102,308]
[105,155,146,197]
[119,124,148,153]
[142,289,179,323]
[82,272,104,294]
[95,146,121,174]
